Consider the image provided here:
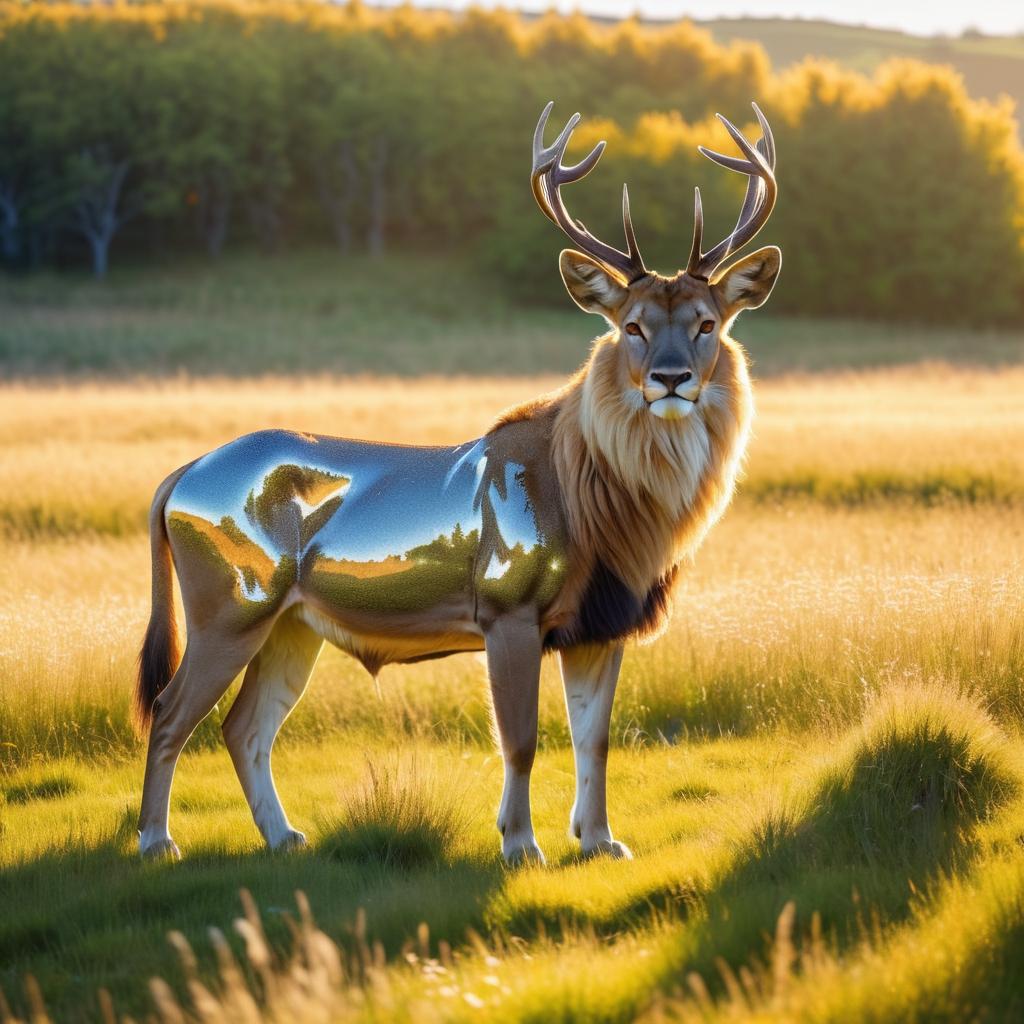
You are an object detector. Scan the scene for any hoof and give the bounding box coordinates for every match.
[271,829,308,852]
[503,839,546,867]
[140,837,181,861]
[582,839,633,861]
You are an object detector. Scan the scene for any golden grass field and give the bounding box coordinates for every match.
[2,365,1024,1021]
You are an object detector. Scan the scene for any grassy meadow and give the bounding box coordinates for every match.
[1,254,1024,1021]
[3,251,1023,379]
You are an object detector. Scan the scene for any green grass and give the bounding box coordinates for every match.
[744,466,1024,506]
[2,690,1023,1022]
[2,501,1024,1020]
[2,251,1021,378]
[3,257,1024,1020]
[318,758,473,871]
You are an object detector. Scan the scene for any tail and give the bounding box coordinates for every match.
[134,467,189,731]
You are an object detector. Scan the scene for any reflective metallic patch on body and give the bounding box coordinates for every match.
[164,430,567,635]
[473,456,566,611]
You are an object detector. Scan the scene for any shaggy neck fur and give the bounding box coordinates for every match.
[552,332,753,600]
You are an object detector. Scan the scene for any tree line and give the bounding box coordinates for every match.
[1,0,1022,321]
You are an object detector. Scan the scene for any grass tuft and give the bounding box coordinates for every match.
[756,685,1020,874]
[670,783,718,802]
[3,770,79,805]
[317,757,470,871]
[820,685,1018,860]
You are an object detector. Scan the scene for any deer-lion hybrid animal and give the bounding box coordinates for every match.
[137,102,780,863]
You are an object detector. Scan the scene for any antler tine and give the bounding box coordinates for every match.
[530,103,647,283]
[686,103,777,280]
[728,103,775,235]
[731,135,773,238]
[752,101,775,167]
[532,100,555,166]
[706,113,771,174]
[688,187,704,276]
[621,184,643,266]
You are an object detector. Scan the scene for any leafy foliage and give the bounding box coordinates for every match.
[1,2,1022,320]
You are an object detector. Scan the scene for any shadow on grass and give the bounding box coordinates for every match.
[2,771,79,805]
[3,687,1020,1021]
[683,685,1021,987]
[0,800,504,1022]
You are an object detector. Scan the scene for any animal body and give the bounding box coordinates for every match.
[137,102,781,863]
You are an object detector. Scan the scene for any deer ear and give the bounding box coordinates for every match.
[559,250,629,316]
[712,246,781,314]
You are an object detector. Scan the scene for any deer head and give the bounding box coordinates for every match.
[532,102,781,422]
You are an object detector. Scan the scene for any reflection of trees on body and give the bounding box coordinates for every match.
[406,523,479,567]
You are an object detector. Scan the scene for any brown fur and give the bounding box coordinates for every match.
[137,91,780,862]
[135,257,769,863]
[135,465,192,730]
[495,270,757,647]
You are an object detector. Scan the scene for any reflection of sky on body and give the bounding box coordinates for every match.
[483,459,543,554]
[168,431,543,570]
[313,439,487,564]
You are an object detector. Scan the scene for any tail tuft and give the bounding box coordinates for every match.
[134,471,185,731]
[135,602,180,731]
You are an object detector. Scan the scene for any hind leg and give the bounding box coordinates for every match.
[138,626,268,859]
[221,613,323,850]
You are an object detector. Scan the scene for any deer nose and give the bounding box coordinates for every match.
[651,370,694,393]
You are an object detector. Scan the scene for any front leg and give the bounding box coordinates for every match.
[484,612,544,866]
[559,643,632,860]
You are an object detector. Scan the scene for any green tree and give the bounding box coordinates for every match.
[157,10,289,256]
[37,16,169,276]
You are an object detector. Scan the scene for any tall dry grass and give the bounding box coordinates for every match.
[3,505,1021,762]
[0,377,553,539]
[2,369,1022,762]
[2,366,1021,540]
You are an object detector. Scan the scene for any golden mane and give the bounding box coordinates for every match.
[549,331,753,605]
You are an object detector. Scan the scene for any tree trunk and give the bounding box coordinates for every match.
[27,226,52,269]
[80,201,118,279]
[206,198,230,257]
[72,151,130,279]
[367,135,388,258]
[243,144,285,253]
[197,179,231,258]
[247,194,283,253]
[0,182,19,265]
[314,140,358,254]
[89,234,109,279]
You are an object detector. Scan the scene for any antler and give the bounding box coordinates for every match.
[531,101,647,284]
[686,103,777,281]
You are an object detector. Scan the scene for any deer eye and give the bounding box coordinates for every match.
[624,322,643,338]
[699,320,715,335]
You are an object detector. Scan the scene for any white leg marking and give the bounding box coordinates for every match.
[560,643,632,860]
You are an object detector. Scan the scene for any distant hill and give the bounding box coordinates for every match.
[697,17,1024,118]
[379,6,1024,120]
[500,9,1024,125]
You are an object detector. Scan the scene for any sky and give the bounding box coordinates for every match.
[383,0,1024,37]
